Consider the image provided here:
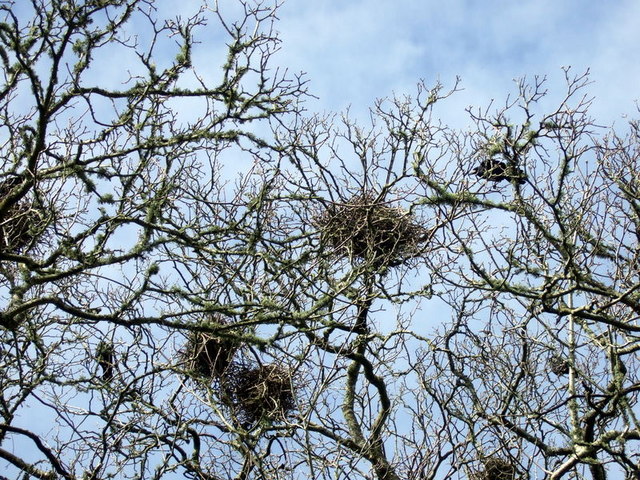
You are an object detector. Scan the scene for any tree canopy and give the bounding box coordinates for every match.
[1,1,640,480]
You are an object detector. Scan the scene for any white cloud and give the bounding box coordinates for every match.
[276,0,640,125]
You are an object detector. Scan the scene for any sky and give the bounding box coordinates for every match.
[274,0,640,127]
[267,0,640,341]
[2,1,640,478]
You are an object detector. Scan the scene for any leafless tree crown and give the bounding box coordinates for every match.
[0,1,639,480]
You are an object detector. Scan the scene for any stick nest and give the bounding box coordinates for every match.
[548,354,570,376]
[182,323,240,380]
[316,194,426,266]
[472,158,526,185]
[0,177,47,253]
[224,363,296,424]
[471,457,517,480]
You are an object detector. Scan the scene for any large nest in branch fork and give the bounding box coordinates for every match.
[472,158,526,185]
[471,457,518,480]
[224,363,296,424]
[548,354,570,376]
[182,320,240,381]
[316,194,427,266]
[0,177,46,253]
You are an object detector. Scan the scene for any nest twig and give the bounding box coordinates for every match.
[316,194,427,266]
[472,158,526,185]
[182,323,240,381]
[0,177,46,253]
[471,457,517,480]
[224,363,296,424]
[548,354,570,376]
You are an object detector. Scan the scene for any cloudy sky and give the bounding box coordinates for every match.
[265,0,640,336]
[3,3,638,477]
[273,0,640,126]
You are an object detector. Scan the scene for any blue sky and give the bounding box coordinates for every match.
[267,0,640,340]
[274,0,640,125]
[2,2,639,478]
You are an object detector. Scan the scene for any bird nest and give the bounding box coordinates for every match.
[224,363,296,424]
[548,354,570,376]
[472,158,526,185]
[471,457,517,480]
[315,194,426,266]
[182,323,240,381]
[0,177,46,253]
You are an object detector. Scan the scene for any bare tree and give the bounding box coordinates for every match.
[0,0,308,478]
[1,1,640,479]
[409,70,640,479]
[263,69,640,480]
